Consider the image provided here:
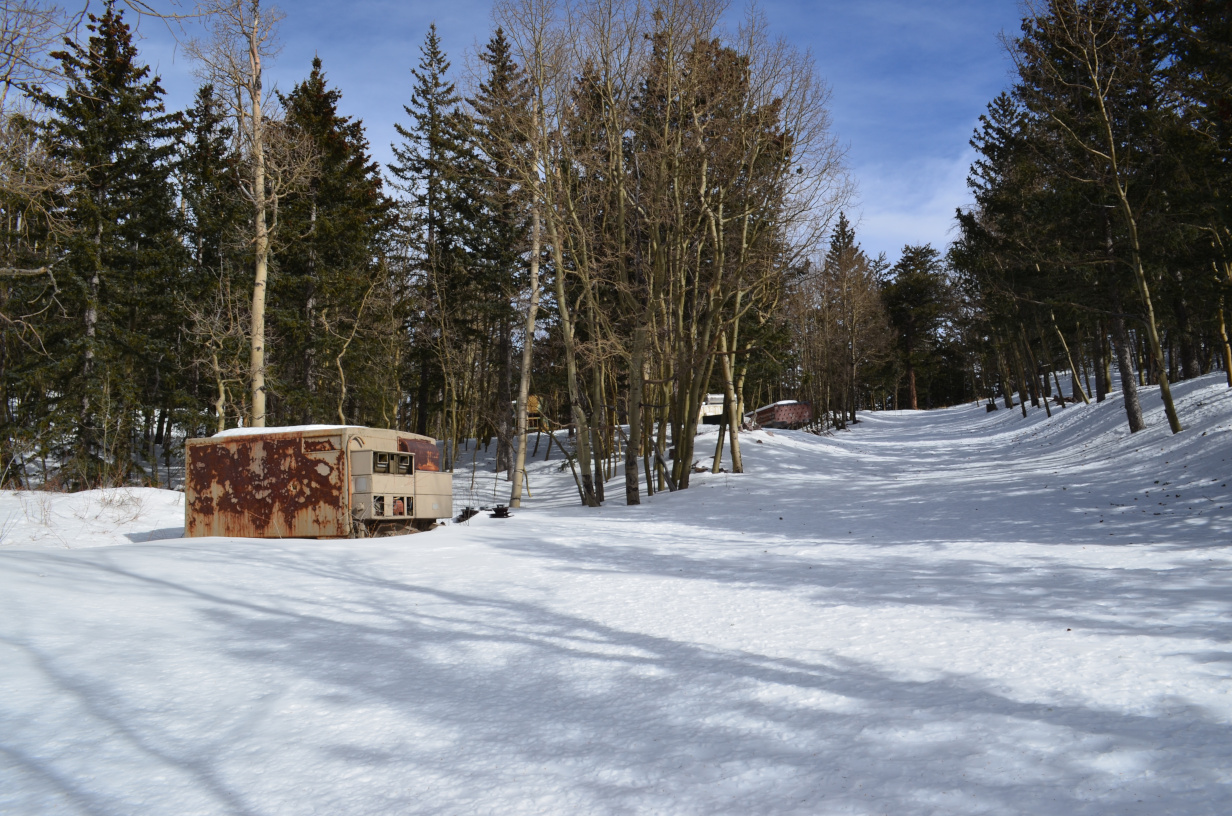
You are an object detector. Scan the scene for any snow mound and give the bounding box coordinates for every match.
[210,423,360,438]
[0,487,184,550]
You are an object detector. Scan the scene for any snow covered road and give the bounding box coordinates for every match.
[2,376,1231,814]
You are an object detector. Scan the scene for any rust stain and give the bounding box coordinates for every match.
[186,435,346,538]
[303,435,341,453]
[399,437,442,472]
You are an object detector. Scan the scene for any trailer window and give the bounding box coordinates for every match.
[373,495,385,516]
[375,452,390,473]
[396,454,411,474]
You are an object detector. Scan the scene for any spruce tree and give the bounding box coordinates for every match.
[390,25,477,445]
[30,0,184,484]
[177,83,248,432]
[883,246,950,410]
[822,214,889,424]
[275,57,392,425]
[469,28,531,474]
[179,84,243,289]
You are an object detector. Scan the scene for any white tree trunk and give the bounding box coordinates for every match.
[510,208,541,508]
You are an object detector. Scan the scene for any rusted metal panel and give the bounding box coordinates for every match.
[398,437,442,472]
[185,432,348,538]
[303,435,341,453]
[750,401,813,429]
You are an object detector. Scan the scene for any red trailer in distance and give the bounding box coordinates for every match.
[745,401,813,429]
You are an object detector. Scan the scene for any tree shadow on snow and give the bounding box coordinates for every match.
[489,534,1232,647]
[2,545,1229,815]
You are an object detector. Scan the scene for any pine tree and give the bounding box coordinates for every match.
[883,245,949,410]
[469,28,531,474]
[1015,0,1183,432]
[30,0,184,484]
[390,24,478,452]
[274,57,392,425]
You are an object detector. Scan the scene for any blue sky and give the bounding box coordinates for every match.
[131,0,1024,262]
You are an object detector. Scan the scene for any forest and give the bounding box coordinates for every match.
[0,0,1228,505]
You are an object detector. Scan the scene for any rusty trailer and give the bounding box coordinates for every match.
[746,401,813,430]
[184,425,452,538]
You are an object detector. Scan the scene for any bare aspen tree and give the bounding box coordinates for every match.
[320,282,374,425]
[499,0,602,505]
[571,0,647,503]
[0,112,73,278]
[0,2,64,113]
[185,278,249,432]
[715,16,849,464]
[509,207,541,507]
[495,0,559,503]
[0,2,74,266]
[188,0,314,427]
[495,0,848,501]
[645,4,846,485]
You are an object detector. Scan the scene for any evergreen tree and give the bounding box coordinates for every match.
[274,57,393,425]
[179,84,243,288]
[177,83,249,432]
[1149,0,1232,380]
[469,28,531,473]
[820,213,890,425]
[1014,0,1183,431]
[389,24,478,447]
[29,0,184,484]
[882,245,950,410]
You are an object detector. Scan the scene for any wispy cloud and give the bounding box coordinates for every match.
[128,0,1016,262]
[853,149,976,261]
[752,0,1021,260]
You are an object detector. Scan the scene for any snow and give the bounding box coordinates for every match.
[210,424,361,438]
[750,398,806,411]
[2,375,1231,814]
[0,488,185,550]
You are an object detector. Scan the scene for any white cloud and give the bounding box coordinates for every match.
[850,148,976,261]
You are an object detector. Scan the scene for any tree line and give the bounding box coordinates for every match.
[10,0,1204,504]
[953,0,1232,433]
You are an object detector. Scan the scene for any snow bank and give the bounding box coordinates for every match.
[0,488,184,550]
[1,375,1230,814]
[210,423,360,438]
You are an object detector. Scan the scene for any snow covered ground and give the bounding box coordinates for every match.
[2,375,1230,815]
[0,487,186,551]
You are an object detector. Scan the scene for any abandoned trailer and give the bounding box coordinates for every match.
[746,401,813,429]
[184,426,453,538]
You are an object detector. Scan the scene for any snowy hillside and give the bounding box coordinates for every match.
[2,376,1230,814]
